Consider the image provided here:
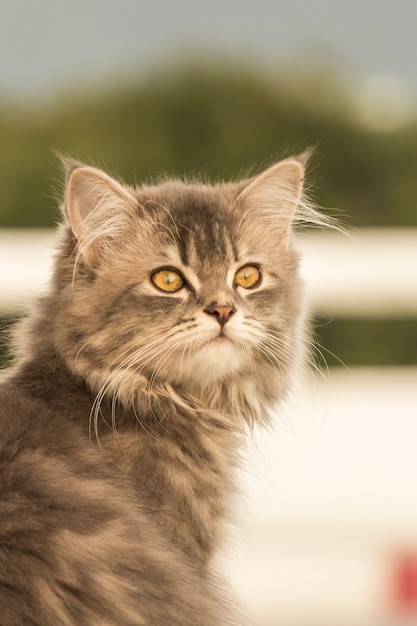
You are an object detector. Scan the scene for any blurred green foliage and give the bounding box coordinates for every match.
[313,316,417,367]
[0,65,417,227]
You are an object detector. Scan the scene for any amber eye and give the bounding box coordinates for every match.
[233,265,261,289]
[151,268,185,293]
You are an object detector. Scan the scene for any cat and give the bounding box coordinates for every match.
[0,153,323,625]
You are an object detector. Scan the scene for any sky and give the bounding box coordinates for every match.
[1,0,417,103]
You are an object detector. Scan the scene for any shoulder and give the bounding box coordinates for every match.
[0,378,83,460]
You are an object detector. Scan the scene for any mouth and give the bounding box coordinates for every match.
[211,334,229,344]
[209,327,234,343]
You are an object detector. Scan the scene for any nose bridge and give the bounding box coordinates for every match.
[201,279,237,328]
[199,277,236,309]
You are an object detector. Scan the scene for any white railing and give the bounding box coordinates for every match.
[1,228,417,315]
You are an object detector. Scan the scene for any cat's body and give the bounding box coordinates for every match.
[0,155,318,625]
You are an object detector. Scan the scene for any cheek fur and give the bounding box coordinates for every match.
[126,287,185,318]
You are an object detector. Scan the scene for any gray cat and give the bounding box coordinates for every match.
[0,154,323,625]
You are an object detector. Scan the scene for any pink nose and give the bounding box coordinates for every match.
[204,304,236,327]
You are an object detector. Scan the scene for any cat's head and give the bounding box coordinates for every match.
[50,157,311,422]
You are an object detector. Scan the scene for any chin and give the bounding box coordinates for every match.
[168,339,247,389]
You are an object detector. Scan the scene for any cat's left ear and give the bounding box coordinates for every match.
[234,156,305,234]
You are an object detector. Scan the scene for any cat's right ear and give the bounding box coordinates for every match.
[62,159,138,265]
[234,158,305,236]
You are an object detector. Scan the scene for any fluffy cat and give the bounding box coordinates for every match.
[0,154,320,625]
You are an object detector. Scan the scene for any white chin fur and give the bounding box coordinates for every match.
[170,340,246,388]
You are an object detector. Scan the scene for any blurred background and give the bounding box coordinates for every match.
[1,1,417,624]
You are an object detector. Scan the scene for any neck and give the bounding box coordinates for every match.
[101,383,242,564]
